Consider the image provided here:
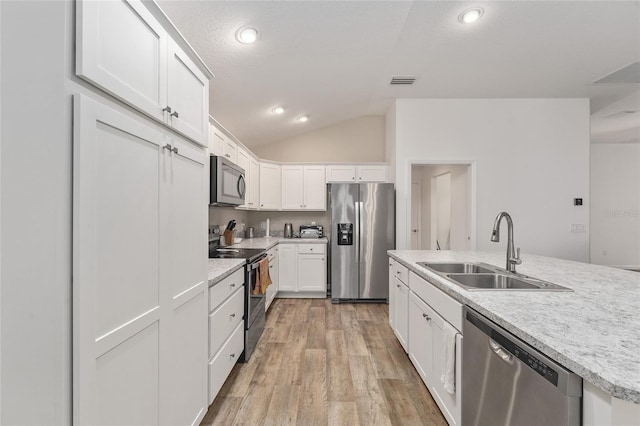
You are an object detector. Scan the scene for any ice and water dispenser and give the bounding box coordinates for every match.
[337,223,353,245]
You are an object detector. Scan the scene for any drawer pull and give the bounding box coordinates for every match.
[230,353,236,358]
[230,313,236,318]
[422,313,431,322]
[396,271,401,275]
[230,283,236,288]
[396,284,400,288]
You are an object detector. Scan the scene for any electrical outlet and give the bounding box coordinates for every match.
[570,224,586,233]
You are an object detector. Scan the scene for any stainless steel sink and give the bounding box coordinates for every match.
[446,273,572,291]
[418,261,573,291]
[417,262,496,274]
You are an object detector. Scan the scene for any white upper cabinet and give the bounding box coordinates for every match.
[208,122,224,156]
[76,0,210,147]
[222,138,237,164]
[281,165,326,210]
[259,162,281,210]
[249,157,260,209]
[236,147,259,209]
[326,164,388,183]
[166,38,209,145]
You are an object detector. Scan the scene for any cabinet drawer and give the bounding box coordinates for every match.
[208,321,244,404]
[297,244,325,254]
[209,286,244,357]
[209,267,244,312]
[393,262,409,285]
[409,271,462,332]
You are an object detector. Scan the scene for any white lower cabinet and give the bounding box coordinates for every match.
[407,269,463,426]
[265,246,279,310]
[208,321,244,404]
[207,268,245,404]
[390,261,409,352]
[394,279,410,351]
[277,243,327,297]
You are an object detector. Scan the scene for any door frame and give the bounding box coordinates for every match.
[411,180,422,249]
[407,160,477,251]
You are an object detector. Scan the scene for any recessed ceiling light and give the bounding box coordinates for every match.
[296,115,309,123]
[235,27,259,44]
[458,7,484,24]
[272,106,285,114]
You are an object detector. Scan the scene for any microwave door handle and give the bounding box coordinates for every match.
[238,174,246,198]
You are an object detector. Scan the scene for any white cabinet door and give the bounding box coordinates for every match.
[73,95,207,425]
[388,259,395,328]
[161,134,207,426]
[235,147,251,209]
[209,123,225,157]
[408,292,434,385]
[73,95,164,425]
[249,158,260,209]
[259,162,281,210]
[281,166,304,209]
[394,280,409,352]
[430,311,462,426]
[326,165,356,182]
[266,248,279,310]
[303,166,326,210]
[282,165,326,210]
[278,245,297,292]
[76,0,167,122]
[167,38,208,146]
[356,165,388,182]
[222,138,237,164]
[297,254,326,292]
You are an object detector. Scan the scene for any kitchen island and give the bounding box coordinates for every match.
[389,250,640,425]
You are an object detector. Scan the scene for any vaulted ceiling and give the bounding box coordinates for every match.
[158,1,640,147]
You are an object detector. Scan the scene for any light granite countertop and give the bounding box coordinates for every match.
[207,237,328,285]
[222,236,328,250]
[388,250,640,404]
[207,259,245,286]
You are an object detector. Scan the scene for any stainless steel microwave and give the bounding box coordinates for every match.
[210,156,246,206]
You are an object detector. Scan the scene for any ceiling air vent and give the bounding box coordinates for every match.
[390,76,416,85]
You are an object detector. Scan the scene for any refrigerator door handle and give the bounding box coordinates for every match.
[358,201,363,263]
[354,200,360,264]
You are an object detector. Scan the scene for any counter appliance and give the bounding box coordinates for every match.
[300,224,324,238]
[330,183,395,302]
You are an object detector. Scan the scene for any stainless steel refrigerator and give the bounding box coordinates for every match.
[330,183,395,302]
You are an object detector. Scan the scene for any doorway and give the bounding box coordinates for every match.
[410,163,473,250]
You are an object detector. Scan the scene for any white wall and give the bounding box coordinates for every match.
[253,116,385,163]
[590,143,640,268]
[1,2,72,423]
[392,99,590,261]
[412,164,470,250]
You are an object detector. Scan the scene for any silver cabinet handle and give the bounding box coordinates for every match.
[163,144,178,154]
[170,110,179,118]
[162,106,172,113]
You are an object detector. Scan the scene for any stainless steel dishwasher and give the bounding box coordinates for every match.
[463,307,582,426]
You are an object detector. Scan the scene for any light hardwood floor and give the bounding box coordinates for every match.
[201,298,448,426]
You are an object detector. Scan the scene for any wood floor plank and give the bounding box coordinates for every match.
[378,378,425,426]
[202,299,447,426]
[326,329,355,402]
[328,401,359,426]
[200,396,243,426]
[297,349,328,425]
[263,384,300,425]
[348,355,392,426]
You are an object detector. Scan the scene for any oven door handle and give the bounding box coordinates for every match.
[249,254,268,270]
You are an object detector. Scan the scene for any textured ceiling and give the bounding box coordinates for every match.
[157,0,640,147]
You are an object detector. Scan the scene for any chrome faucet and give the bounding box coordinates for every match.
[491,212,522,273]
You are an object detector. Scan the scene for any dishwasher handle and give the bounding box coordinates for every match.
[489,339,514,365]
